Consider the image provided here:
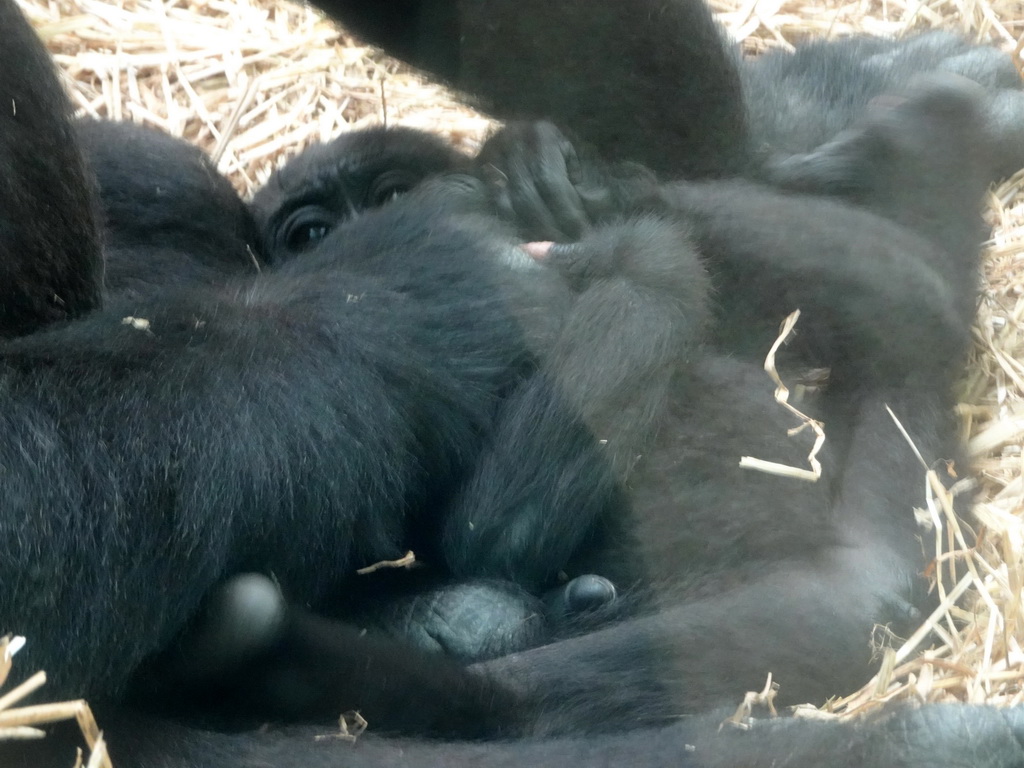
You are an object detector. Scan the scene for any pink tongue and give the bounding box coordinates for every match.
[520,241,554,261]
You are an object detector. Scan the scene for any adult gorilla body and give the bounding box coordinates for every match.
[2,1,1024,767]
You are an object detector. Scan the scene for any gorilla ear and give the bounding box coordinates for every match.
[0,0,103,336]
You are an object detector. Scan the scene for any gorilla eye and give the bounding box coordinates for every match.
[367,170,418,208]
[279,206,335,253]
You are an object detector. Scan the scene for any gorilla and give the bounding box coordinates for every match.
[2,0,1024,767]
[70,117,605,670]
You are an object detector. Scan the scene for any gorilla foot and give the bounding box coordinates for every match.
[172,573,288,683]
[766,72,989,199]
[937,45,1023,90]
[764,72,994,265]
[129,572,288,698]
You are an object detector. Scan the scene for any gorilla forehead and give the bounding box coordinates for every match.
[252,126,468,220]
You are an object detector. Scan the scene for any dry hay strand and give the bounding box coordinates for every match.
[711,0,1024,53]
[739,310,827,482]
[0,636,112,768]
[12,0,1024,729]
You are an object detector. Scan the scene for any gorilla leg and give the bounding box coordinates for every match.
[742,31,1023,161]
[9,688,1024,768]
[825,71,1024,217]
[763,74,995,270]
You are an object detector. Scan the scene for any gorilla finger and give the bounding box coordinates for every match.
[481,162,564,239]
[170,573,287,683]
[520,241,554,261]
[481,123,589,240]
[508,177,577,242]
[526,126,590,239]
[530,180,590,241]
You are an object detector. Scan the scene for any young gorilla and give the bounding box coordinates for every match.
[242,77,986,721]
[3,2,1024,767]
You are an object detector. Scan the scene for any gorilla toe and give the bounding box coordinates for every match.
[545,574,618,619]
[175,573,288,683]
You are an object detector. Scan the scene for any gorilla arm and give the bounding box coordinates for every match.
[307,0,747,178]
